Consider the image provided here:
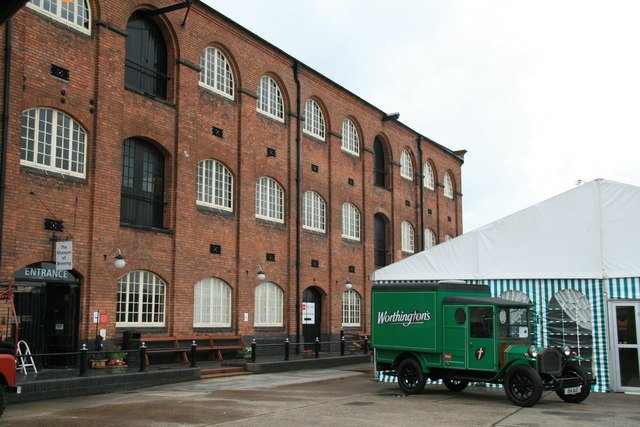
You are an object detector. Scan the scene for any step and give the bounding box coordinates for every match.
[201,370,253,379]
[200,366,251,379]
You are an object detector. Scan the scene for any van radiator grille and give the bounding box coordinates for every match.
[539,348,561,374]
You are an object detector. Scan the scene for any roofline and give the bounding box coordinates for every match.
[194,1,465,163]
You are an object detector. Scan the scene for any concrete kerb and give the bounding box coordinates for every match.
[243,354,372,374]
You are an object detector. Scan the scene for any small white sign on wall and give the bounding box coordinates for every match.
[302,302,315,324]
[55,240,73,271]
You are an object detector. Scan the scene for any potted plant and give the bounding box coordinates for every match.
[237,346,252,360]
[108,352,128,367]
[302,349,315,359]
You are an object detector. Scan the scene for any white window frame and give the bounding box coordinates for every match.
[341,202,361,241]
[424,161,435,190]
[116,270,166,327]
[401,221,415,253]
[254,282,283,326]
[20,107,87,178]
[197,159,233,211]
[444,172,454,199]
[400,149,414,180]
[193,277,232,328]
[303,99,325,140]
[255,176,284,223]
[342,290,361,327]
[303,191,326,233]
[27,0,91,34]
[199,46,234,99]
[424,228,436,249]
[341,118,359,156]
[257,75,284,121]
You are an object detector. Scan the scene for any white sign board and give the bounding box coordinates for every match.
[56,241,73,271]
[302,302,315,324]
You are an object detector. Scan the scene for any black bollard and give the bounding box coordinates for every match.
[251,339,256,363]
[363,336,369,354]
[340,336,345,356]
[314,337,320,358]
[284,338,290,361]
[79,344,88,377]
[190,341,197,368]
[139,342,147,372]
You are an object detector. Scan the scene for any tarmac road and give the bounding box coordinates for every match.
[3,363,639,426]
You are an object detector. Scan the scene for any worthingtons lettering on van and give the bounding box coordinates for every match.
[377,310,431,327]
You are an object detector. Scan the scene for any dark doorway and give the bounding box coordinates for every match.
[302,287,322,349]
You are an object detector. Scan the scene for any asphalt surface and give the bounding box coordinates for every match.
[3,363,639,426]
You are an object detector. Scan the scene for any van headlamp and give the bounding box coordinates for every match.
[529,345,538,358]
[562,345,571,356]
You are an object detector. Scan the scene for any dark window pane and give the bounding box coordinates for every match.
[374,138,387,187]
[125,12,168,99]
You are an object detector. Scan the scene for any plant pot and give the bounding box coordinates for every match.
[302,353,315,359]
[91,359,108,369]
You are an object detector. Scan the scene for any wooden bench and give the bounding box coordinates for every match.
[142,335,247,366]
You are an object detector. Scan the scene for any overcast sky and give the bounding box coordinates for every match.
[203,0,640,232]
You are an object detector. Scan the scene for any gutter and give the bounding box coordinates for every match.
[0,20,13,275]
[416,136,424,251]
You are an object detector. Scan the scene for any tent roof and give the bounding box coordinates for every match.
[372,179,640,282]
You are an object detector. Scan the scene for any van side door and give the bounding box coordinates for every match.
[468,306,497,371]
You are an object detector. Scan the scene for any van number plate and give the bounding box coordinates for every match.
[563,386,581,395]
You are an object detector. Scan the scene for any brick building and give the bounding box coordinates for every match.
[0,0,465,364]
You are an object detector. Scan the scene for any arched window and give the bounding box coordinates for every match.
[400,149,414,180]
[20,107,87,178]
[255,176,284,222]
[373,137,389,189]
[424,228,436,249]
[255,282,283,326]
[500,290,532,304]
[27,0,91,34]
[197,159,233,211]
[342,290,361,327]
[116,270,166,327]
[374,213,389,267]
[548,289,593,368]
[444,172,454,199]
[199,47,234,99]
[303,99,325,140]
[424,161,435,190]
[341,118,359,156]
[193,277,232,327]
[121,138,165,228]
[303,191,326,233]
[401,221,415,253]
[125,12,168,99]
[342,203,361,241]
[257,76,284,121]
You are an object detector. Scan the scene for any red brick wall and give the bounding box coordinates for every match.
[0,1,465,345]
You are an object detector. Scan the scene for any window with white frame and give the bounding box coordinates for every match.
[444,234,453,242]
[257,75,284,121]
[254,282,283,326]
[400,149,414,180]
[424,161,435,190]
[444,172,454,199]
[303,99,325,140]
[255,176,284,222]
[193,277,232,327]
[424,228,436,249]
[303,191,326,233]
[28,0,91,34]
[116,270,166,327]
[342,202,361,241]
[547,289,593,369]
[20,107,87,178]
[342,290,361,327]
[341,118,359,155]
[197,159,233,211]
[199,46,234,99]
[401,221,415,253]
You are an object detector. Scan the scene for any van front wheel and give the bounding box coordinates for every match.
[397,359,426,395]
[504,364,543,407]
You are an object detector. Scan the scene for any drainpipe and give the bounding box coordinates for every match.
[0,20,13,276]
[416,136,424,251]
[293,61,302,352]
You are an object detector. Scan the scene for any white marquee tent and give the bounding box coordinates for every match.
[372,179,640,392]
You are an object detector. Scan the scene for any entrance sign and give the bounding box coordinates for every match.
[15,262,79,283]
[302,302,315,324]
[56,241,73,270]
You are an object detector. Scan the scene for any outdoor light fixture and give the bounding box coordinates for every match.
[256,265,266,281]
[382,112,400,121]
[345,277,353,290]
[104,248,126,269]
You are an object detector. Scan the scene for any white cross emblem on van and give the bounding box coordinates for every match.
[475,347,486,360]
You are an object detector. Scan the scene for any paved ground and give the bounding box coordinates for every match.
[3,363,639,426]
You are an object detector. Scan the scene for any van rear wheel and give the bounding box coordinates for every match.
[443,379,469,392]
[397,359,426,394]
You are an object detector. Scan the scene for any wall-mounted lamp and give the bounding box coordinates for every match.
[104,248,126,269]
[345,277,353,290]
[256,265,266,281]
[382,112,400,121]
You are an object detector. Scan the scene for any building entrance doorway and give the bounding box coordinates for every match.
[302,287,322,349]
[13,262,80,368]
[609,301,640,392]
